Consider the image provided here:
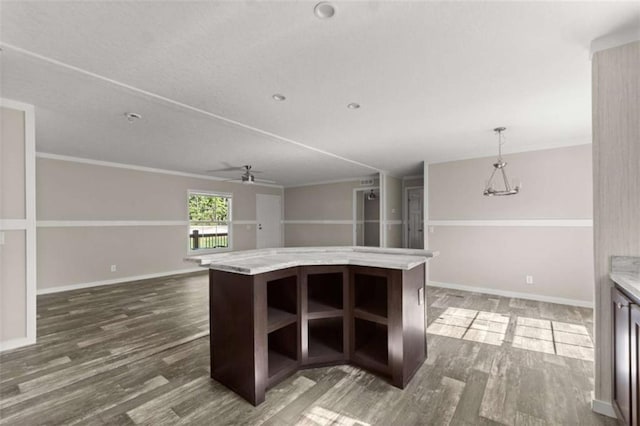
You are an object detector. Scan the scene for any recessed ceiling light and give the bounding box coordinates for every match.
[272,94,286,101]
[314,2,335,19]
[124,112,142,123]
[347,103,360,110]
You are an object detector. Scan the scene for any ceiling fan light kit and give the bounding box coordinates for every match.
[483,127,520,197]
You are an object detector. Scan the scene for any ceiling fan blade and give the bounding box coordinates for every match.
[206,167,244,173]
[254,178,277,184]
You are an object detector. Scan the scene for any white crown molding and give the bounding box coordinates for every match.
[284,176,380,189]
[591,27,640,58]
[428,219,593,227]
[429,281,593,308]
[37,268,204,295]
[36,152,284,189]
[2,43,379,174]
[425,141,592,166]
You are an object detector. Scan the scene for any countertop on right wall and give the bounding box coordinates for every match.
[611,256,640,300]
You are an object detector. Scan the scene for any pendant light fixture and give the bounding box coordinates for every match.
[366,189,377,201]
[483,127,520,196]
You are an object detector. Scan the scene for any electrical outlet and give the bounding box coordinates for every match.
[110,265,117,272]
[526,275,534,284]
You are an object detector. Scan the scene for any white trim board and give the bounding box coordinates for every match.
[37,220,189,228]
[0,219,27,230]
[428,281,593,308]
[591,28,640,57]
[37,267,205,295]
[0,337,36,353]
[284,220,354,225]
[37,220,257,228]
[36,152,284,189]
[428,219,593,227]
[591,398,616,418]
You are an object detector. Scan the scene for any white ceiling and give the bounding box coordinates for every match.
[1,1,638,186]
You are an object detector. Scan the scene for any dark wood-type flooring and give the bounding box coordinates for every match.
[0,272,615,425]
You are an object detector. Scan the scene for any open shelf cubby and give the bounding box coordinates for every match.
[267,275,298,333]
[308,317,343,360]
[268,322,298,381]
[307,272,343,318]
[353,273,388,324]
[353,318,388,374]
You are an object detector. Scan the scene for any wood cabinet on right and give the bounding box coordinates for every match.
[631,304,640,426]
[612,287,640,425]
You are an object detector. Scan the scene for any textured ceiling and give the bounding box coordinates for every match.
[1,1,638,186]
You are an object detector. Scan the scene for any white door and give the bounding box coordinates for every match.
[407,188,424,249]
[256,194,282,249]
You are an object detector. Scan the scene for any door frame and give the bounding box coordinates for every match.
[403,186,424,249]
[0,98,36,351]
[352,186,379,246]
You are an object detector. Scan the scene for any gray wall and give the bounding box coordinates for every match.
[36,157,283,291]
[1,107,27,343]
[428,143,594,305]
[593,41,640,411]
[284,179,378,247]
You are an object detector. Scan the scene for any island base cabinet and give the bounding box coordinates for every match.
[613,287,640,426]
[210,264,426,406]
[631,305,640,426]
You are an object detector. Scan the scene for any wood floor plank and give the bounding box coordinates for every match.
[0,274,617,425]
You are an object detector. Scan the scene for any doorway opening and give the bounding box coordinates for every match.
[353,187,380,247]
[404,187,424,249]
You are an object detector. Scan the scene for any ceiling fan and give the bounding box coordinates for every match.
[206,164,276,184]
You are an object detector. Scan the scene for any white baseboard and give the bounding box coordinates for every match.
[37,267,205,295]
[591,398,617,418]
[0,336,36,353]
[428,281,593,308]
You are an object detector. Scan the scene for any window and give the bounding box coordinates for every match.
[188,191,231,252]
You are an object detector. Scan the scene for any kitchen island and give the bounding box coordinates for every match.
[189,246,437,406]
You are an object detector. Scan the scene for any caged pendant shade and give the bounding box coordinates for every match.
[483,127,520,196]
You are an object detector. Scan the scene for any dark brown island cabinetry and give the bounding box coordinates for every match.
[209,263,426,406]
[612,287,640,425]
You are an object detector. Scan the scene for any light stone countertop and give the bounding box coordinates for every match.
[610,256,640,301]
[187,246,438,275]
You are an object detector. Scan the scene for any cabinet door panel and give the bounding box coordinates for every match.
[613,288,632,425]
[631,305,640,426]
